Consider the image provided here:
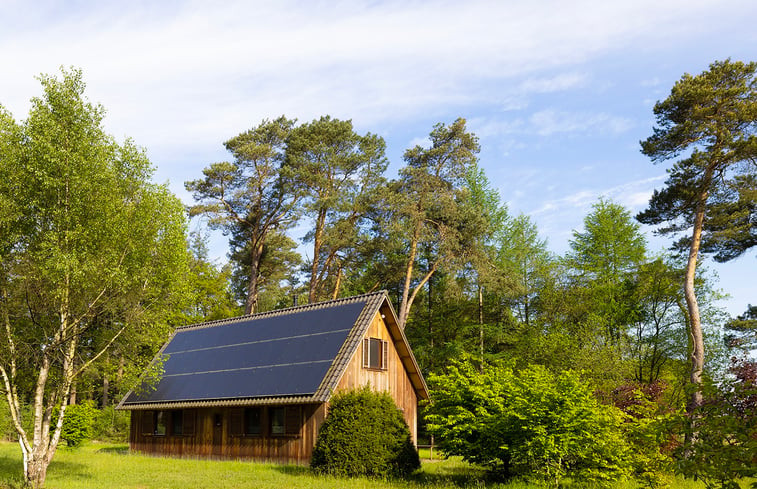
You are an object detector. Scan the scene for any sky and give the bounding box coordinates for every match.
[0,0,754,317]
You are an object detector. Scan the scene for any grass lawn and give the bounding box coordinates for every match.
[0,441,713,489]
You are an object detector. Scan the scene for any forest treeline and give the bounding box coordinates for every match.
[0,61,755,487]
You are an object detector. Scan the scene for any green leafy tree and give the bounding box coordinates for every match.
[637,59,757,411]
[182,232,240,322]
[285,116,388,302]
[495,213,554,330]
[186,116,297,314]
[462,162,510,364]
[567,198,646,344]
[0,68,188,488]
[629,257,687,385]
[426,358,632,487]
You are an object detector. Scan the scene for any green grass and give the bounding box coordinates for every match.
[0,441,715,489]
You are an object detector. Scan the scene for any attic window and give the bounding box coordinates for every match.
[362,337,387,370]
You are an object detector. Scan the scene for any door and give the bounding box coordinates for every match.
[212,412,223,457]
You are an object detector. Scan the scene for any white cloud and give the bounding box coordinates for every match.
[1,0,748,154]
[529,110,634,136]
[519,73,588,93]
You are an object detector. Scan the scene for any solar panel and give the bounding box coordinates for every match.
[123,300,367,405]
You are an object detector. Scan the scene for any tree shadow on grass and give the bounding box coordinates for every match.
[48,459,91,481]
[0,455,23,481]
[0,456,91,487]
[95,445,129,455]
[410,461,490,488]
[271,465,310,476]
[270,460,491,488]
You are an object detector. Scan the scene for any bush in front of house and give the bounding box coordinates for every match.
[311,386,420,478]
[425,357,633,487]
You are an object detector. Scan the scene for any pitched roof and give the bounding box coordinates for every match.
[118,291,428,410]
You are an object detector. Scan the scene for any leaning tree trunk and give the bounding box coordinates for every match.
[684,191,708,414]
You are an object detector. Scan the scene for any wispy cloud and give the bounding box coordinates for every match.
[529,110,634,136]
[530,175,667,216]
[1,0,747,153]
[519,73,588,93]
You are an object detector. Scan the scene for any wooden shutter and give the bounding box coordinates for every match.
[381,340,388,370]
[229,408,243,436]
[362,338,369,368]
[183,410,196,436]
[141,410,154,436]
[285,406,301,435]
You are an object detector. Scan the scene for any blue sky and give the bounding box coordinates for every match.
[1,0,754,317]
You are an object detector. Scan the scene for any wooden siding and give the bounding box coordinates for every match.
[128,310,421,462]
[130,404,326,464]
[334,311,419,443]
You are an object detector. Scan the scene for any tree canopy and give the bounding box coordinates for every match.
[638,59,757,411]
[0,68,189,488]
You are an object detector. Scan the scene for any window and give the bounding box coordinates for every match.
[170,410,196,436]
[172,411,183,435]
[154,411,167,436]
[362,337,388,370]
[270,406,301,436]
[270,407,285,435]
[244,407,261,435]
[140,410,154,436]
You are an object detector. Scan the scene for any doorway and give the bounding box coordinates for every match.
[212,413,223,457]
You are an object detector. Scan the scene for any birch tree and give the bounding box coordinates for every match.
[0,69,188,488]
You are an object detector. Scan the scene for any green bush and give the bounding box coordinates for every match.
[426,358,632,487]
[311,387,420,478]
[91,406,130,442]
[59,401,98,447]
[674,359,757,489]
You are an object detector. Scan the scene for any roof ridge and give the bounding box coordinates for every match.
[176,290,388,332]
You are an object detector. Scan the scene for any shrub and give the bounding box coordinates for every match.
[426,358,632,487]
[674,358,757,488]
[311,387,420,478]
[91,406,130,442]
[609,381,677,488]
[59,401,98,447]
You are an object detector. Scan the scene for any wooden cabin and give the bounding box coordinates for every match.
[117,291,428,464]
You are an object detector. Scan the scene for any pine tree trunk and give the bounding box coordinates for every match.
[245,241,264,314]
[684,193,707,413]
[399,225,421,329]
[309,209,327,303]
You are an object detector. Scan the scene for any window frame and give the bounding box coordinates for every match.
[269,406,301,438]
[270,406,286,436]
[362,337,388,370]
[154,410,167,436]
[244,407,262,436]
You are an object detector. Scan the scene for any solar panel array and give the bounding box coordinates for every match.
[123,300,368,405]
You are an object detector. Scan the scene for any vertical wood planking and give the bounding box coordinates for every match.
[127,310,421,461]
